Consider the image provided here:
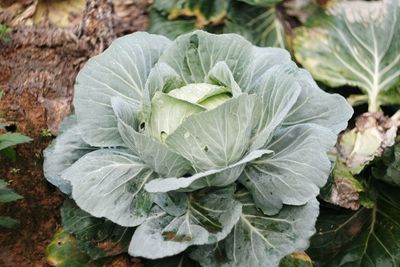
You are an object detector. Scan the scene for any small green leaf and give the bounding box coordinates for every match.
[0,24,11,42]
[0,216,20,229]
[0,180,23,203]
[0,132,32,151]
[0,147,16,161]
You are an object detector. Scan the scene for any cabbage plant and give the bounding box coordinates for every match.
[44,30,352,266]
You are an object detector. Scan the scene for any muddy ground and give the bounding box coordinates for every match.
[0,1,148,265]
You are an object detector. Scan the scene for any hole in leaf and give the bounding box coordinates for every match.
[139,122,145,131]
[160,131,167,142]
[204,146,208,152]
[189,34,199,49]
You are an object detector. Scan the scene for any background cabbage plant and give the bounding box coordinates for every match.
[44,30,352,266]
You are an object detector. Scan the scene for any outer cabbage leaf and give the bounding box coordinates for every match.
[61,199,135,260]
[240,124,336,215]
[145,149,272,193]
[74,32,171,147]
[236,44,349,137]
[293,0,400,112]
[148,0,227,39]
[249,64,301,150]
[129,187,242,259]
[308,181,400,267]
[43,115,95,194]
[62,149,156,227]
[241,47,291,91]
[148,9,198,41]
[307,205,370,266]
[190,189,319,267]
[225,3,286,48]
[282,69,353,134]
[152,192,188,217]
[152,0,228,28]
[148,0,286,48]
[158,30,253,85]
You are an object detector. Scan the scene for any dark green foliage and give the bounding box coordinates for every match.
[61,199,135,260]
[0,179,23,229]
[149,0,286,47]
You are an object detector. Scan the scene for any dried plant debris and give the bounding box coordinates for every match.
[0,0,85,27]
[337,112,399,174]
[322,112,398,210]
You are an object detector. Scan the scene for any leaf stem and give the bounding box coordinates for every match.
[368,92,379,112]
[347,94,368,106]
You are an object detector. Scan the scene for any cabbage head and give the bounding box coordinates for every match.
[44,30,353,266]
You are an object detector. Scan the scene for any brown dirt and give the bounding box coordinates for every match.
[0,0,149,266]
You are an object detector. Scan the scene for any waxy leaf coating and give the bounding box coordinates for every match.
[44,30,352,266]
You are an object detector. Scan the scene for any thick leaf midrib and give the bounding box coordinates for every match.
[373,195,399,265]
[318,208,366,236]
[240,214,277,250]
[357,191,398,266]
[188,197,224,232]
[330,3,399,110]
[329,21,375,91]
